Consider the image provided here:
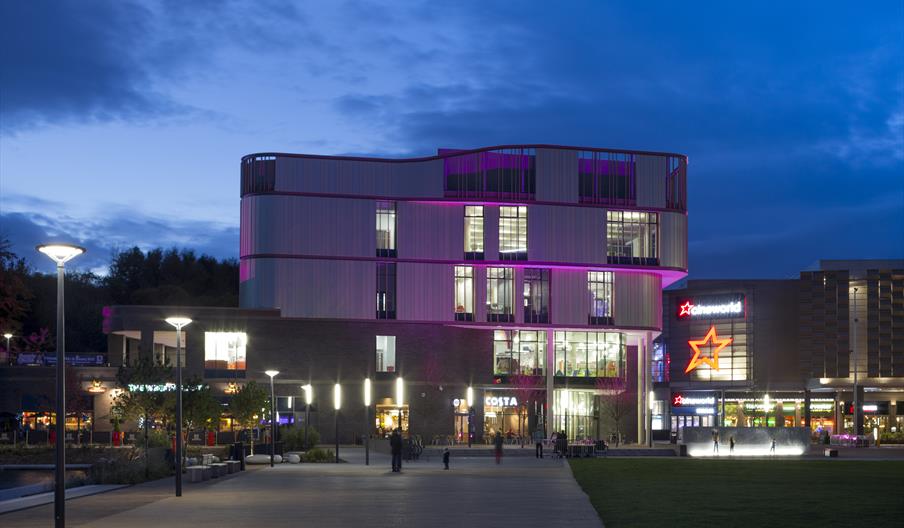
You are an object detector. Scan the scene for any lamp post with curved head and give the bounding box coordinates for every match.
[37,243,84,528]
[364,378,371,465]
[165,316,192,497]
[333,383,342,463]
[265,370,279,467]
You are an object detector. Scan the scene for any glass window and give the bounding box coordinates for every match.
[606,210,658,265]
[376,335,396,373]
[499,206,527,260]
[486,267,514,322]
[376,201,396,257]
[578,151,636,206]
[493,330,546,376]
[552,389,596,440]
[204,332,248,372]
[523,268,550,323]
[454,266,474,321]
[587,271,614,325]
[376,262,396,319]
[464,206,484,259]
[685,321,749,382]
[443,148,536,200]
[554,331,624,378]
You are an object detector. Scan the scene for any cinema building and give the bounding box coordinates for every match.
[99,145,688,444]
[657,260,904,442]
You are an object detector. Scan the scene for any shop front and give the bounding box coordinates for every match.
[483,392,529,443]
[552,389,596,441]
[670,392,716,441]
[375,399,408,437]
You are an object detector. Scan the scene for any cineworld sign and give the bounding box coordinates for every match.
[677,293,745,320]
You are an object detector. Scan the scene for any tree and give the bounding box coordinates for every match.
[114,358,172,477]
[510,373,546,444]
[597,377,631,446]
[65,365,93,444]
[177,377,223,432]
[0,238,32,343]
[227,381,268,454]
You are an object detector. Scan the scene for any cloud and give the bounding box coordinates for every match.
[0,208,238,275]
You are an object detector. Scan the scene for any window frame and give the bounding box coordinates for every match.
[499,205,528,261]
[454,265,475,321]
[587,271,614,325]
[486,266,515,322]
[376,200,397,258]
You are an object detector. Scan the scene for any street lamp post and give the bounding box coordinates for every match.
[764,393,771,428]
[648,390,654,448]
[302,384,312,451]
[37,243,85,528]
[265,371,280,467]
[466,386,474,448]
[364,378,371,466]
[396,376,404,435]
[3,333,12,365]
[165,316,192,498]
[333,383,341,463]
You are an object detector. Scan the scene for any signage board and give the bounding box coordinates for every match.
[671,392,716,415]
[677,294,745,320]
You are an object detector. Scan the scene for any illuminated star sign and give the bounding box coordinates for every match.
[685,326,733,373]
[678,301,694,317]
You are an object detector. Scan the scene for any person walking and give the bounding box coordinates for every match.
[390,428,403,472]
[494,431,504,464]
[770,437,776,455]
[712,429,719,454]
[729,435,735,455]
[442,448,450,470]
[532,428,544,458]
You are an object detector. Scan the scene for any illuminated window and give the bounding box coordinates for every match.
[486,267,514,322]
[606,210,658,265]
[493,330,546,376]
[587,271,614,325]
[204,332,247,375]
[554,331,624,378]
[523,268,550,323]
[454,266,474,321]
[376,335,396,373]
[464,206,484,259]
[376,201,396,257]
[499,206,527,260]
[685,321,749,382]
[376,263,396,319]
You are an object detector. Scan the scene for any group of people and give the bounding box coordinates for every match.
[712,430,778,454]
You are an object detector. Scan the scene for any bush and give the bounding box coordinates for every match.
[146,429,170,448]
[302,447,335,463]
[280,426,320,451]
[880,431,904,444]
[90,457,172,485]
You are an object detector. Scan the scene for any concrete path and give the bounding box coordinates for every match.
[0,449,602,527]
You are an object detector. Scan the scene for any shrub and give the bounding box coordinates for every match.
[301,447,335,463]
[90,457,172,485]
[280,426,320,451]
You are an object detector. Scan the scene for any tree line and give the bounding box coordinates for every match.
[0,240,239,354]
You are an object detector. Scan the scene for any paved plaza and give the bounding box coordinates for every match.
[0,448,603,527]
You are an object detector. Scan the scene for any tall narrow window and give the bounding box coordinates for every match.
[588,271,614,325]
[499,206,527,260]
[376,262,396,319]
[376,201,397,257]
[493,330,546,376]
[464,206,484,260]
[523,268,550,323]
[376,335,396,373]
[606,211,658,265]
[486,267,514,322]
[454,266,474,321]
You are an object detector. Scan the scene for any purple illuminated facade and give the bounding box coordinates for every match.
[234,145,688,443]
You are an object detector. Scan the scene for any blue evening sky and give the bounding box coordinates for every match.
[1,1,902,277]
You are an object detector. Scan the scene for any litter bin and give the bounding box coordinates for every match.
[678,444,687,457]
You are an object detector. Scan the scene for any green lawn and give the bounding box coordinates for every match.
[569,458,904,528]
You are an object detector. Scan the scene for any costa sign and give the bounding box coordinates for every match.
[677,294,745,320]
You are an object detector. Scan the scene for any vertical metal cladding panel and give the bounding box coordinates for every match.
[514,267,525,324]
[241,258,374,319]
[484,206,500,259]
[274,157,443,198]
[613,272,662,329]
[240,195,373,258]
[528,205,605,264]
[536,148,579,203]
[635,155,667,209]
[551,269,588,326]
[397,262,453,322]
[659,211,688,270]
[475,265,488,323]
[396,202,463,260]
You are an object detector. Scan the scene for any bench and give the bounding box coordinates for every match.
[187,465,210,483]
[824,449,839,458]
[210,463,228,477]
[225,460,242,473]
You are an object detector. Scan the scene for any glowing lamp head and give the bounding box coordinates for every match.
[165,316,192,329]
[3,333,11,339]
[364,378,372,406]
[303,384,313,405]
[395,376,404,406]
[37,243,85,265]
[333,383,342,410]
[466,386,474,408]
[265,370,280,378]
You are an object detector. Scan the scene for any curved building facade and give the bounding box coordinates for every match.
[236,145,688,442]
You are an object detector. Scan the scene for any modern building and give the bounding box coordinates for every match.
[98,145,689,444]
[658,260,904,442]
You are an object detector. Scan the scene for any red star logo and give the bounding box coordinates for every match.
[678,301,694,317]
[685,325,733,373]
[672,394,683,406]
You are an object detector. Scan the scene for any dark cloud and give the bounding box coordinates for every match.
[0,209,238,275]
